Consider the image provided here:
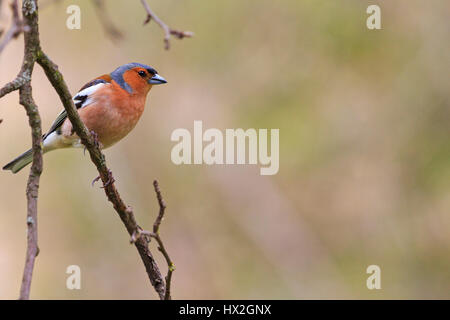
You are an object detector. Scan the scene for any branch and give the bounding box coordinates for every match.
[0,0,46,300]
[0,0,27,55]
[140,0,193,50]
[1,0,175,300]
[151,181,175,299]
[0,70,30,98]
[18,0,43,300]
[37,52,168,299]
[151,180,174,300]
[19,83,43,300]
[130,180,173,300]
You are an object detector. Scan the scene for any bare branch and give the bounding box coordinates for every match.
[0,70,31,98]
[19,83,43,300]
[151,180,174,300]
[129,180,174,300]
[10,0,44,300]
[153,180,167,234]
[0,0,28,55]
[1,0,177,300]
[140,0,193,50]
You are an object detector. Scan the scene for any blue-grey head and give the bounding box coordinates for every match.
[110,62,167,93]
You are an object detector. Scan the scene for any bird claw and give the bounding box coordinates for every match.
[91,169,115,188]
[130,226,151,244]
[90,130,100,148]
[84,131,99,155]
[102,169,115,188]
[91,175,101,187]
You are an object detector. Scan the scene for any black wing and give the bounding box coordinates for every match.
[43,79,108,139]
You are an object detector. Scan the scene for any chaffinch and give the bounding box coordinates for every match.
[3,62,167,173]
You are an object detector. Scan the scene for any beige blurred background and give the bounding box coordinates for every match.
[0,0,449,299]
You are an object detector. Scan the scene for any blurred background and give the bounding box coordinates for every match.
[0,0,449,299]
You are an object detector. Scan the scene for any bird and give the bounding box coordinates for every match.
[3,62,167,174]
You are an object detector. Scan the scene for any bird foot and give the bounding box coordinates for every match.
[91,175,101,187]
[91,169,115,188]
[84,130,101,155]
[90,130,100,148]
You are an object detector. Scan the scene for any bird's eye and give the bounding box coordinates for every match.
[138,70,147,77]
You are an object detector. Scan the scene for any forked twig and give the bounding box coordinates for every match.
[0,0,29,55]
[129,180,174,300]
[140,0,193,50]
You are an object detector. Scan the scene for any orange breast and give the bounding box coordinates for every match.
[61,81,149,148]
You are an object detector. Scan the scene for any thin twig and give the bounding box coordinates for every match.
[150,180,174,300]
[153,180,166,234]
[128,180,174,300]
[0,70,31,98]
[0,0,27,56]
[140,0,193,50]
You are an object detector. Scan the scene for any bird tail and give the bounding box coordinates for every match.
[2,149,34,174]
